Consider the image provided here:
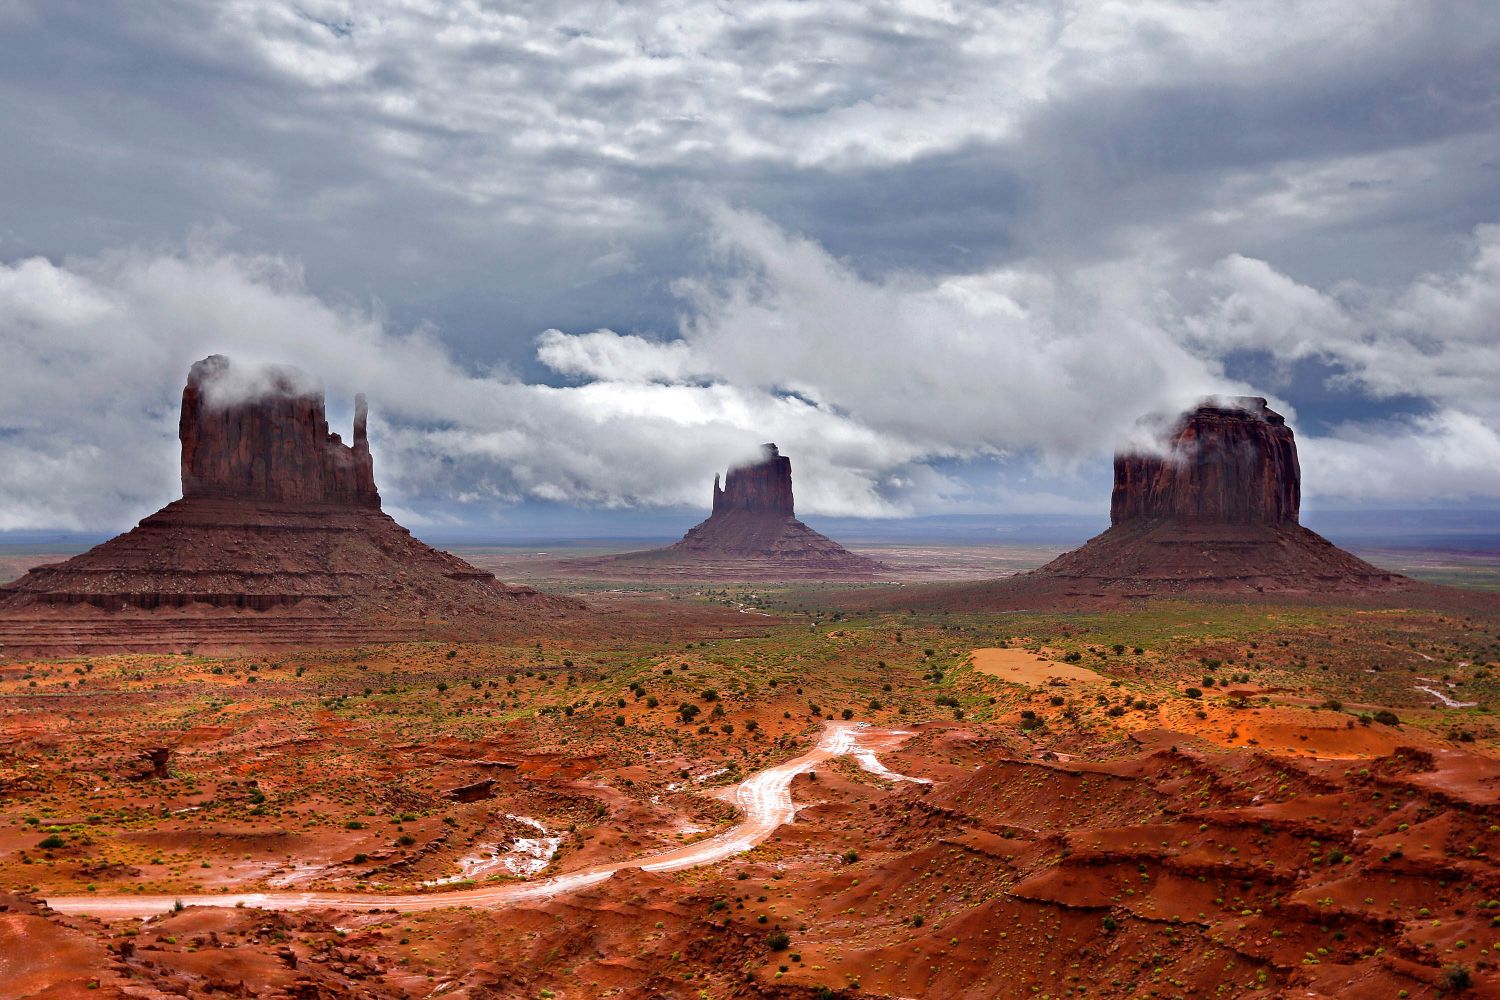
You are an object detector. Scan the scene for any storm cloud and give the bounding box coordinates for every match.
[0,1,1497,529]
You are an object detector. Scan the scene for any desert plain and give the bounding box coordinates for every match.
[2,544,1498,999]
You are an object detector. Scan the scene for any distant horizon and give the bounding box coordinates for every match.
[6,506,1498,555]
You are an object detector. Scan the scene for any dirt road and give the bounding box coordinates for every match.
[46,722,923,919]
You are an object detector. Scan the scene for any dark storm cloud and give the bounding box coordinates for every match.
[1,1,1499,528]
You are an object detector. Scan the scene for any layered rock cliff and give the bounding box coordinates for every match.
[865,395,1408,608]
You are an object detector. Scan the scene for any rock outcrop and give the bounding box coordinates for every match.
[711,443,794,517]
[1025,396,1402,594]
[862,396,1408,609]
[555,444,888,580]
[180,355,379,506]
[1110,397,1299,526]
[0,356,584,657]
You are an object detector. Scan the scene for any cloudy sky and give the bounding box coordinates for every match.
[2,0,1499,534]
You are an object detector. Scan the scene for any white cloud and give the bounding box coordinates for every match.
[1186,224,1500,423]
[535,329,706,383]
[2,210,1498,531]
[1303,411,1500,502]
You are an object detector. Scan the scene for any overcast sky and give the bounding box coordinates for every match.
[2,0,1499,532]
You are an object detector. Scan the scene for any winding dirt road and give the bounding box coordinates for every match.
[45,722,922,919]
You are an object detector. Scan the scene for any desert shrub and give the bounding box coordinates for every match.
[1439,964,1472,992]
[1374,710,1401,726]
[1185,688,1202,699]
[767,930,791,951]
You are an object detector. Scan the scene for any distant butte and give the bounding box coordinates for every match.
[0,355,585,656]
[557,444,888,580]
[861,396,1413,610]
[1031,396,1405,593]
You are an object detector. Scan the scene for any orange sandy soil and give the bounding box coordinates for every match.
[970,645,1103,685]
[3,595,1499,998]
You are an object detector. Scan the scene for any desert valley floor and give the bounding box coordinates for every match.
[2,545,1499,999]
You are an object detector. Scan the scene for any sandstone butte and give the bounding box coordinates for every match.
[558,443,888,580]
[0,355,584,657]
[867,396,1411,608]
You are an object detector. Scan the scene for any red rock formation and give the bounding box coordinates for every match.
[0,356,584,656]
[864,396,1408,607]
[556,443,887,580]
[1110,397,1299,526]
[180,355,379,507]
[711,444,795,517]
[1023,396,1401,594]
